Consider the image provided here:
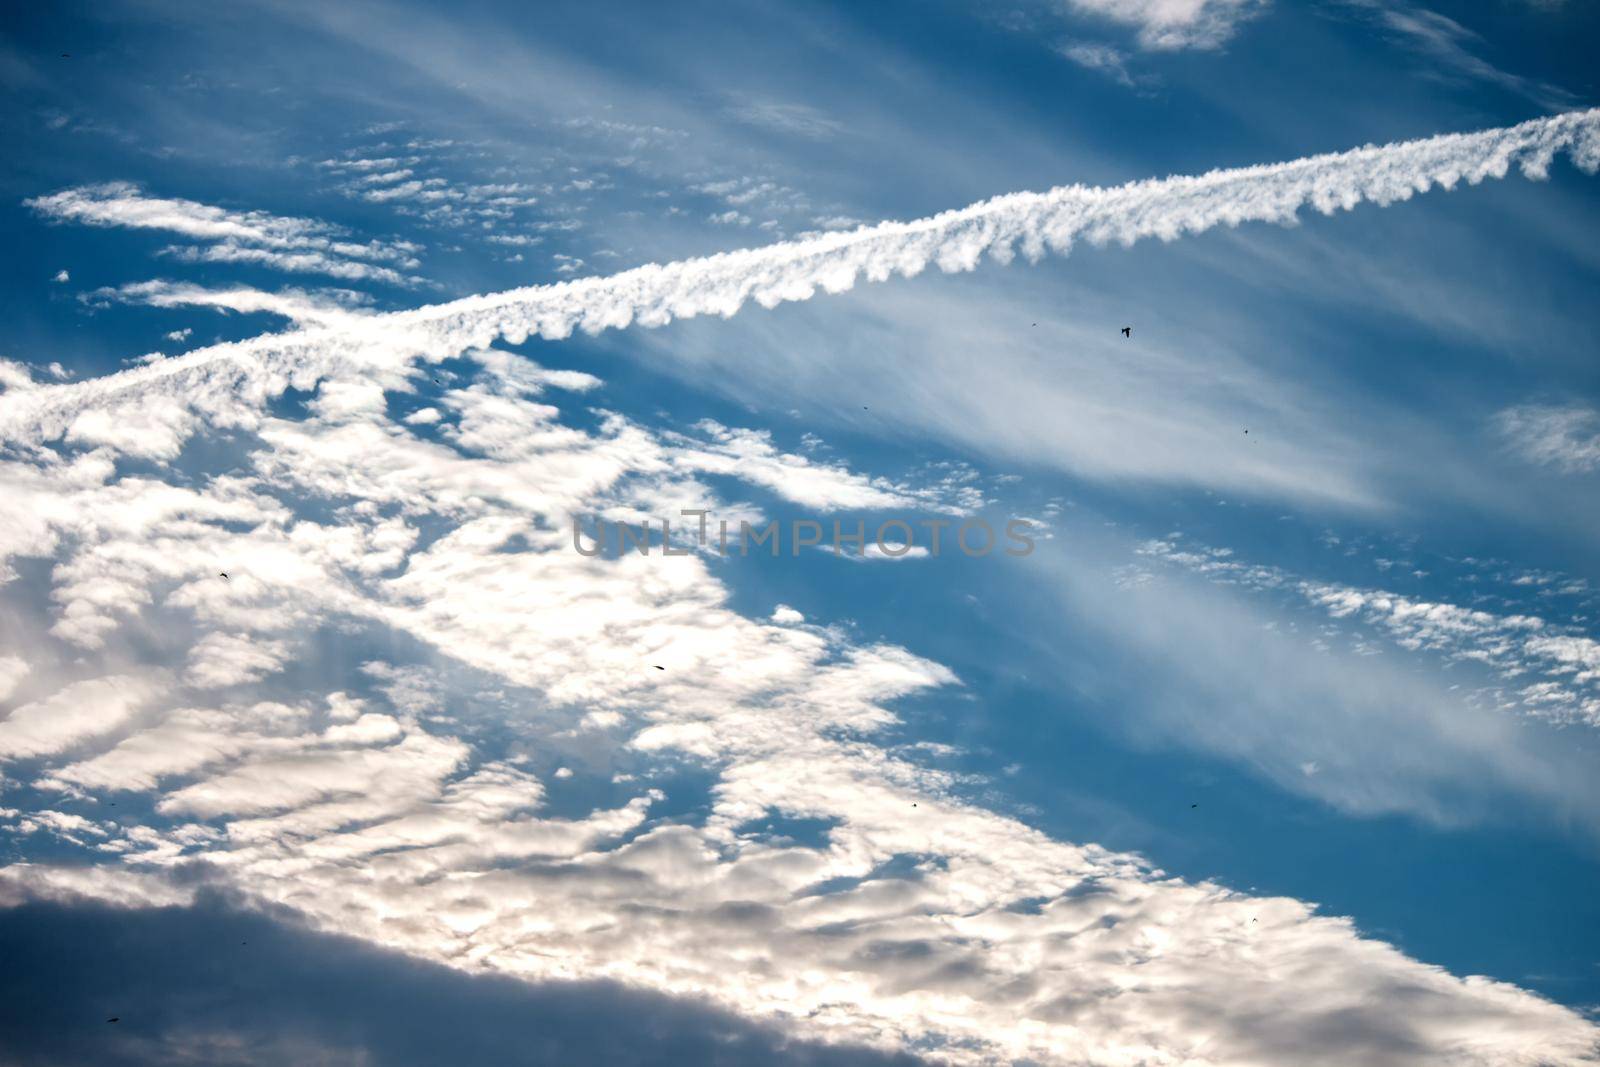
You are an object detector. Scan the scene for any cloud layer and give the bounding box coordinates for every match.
[2,337,1598,1063]
[5,112,1600,1064]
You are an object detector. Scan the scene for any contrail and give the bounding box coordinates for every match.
[4,108,1598,448]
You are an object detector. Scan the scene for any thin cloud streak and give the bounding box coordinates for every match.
[4,110,1599,452]
[1137,535,1600,727]
[1346,1,1581,112]
[1496,403,1600,473]
[25,183,425,287]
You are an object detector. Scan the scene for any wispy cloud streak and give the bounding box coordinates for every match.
[25,183,424,287]
[1345,1,1579,111]
[1137,536,1600,727]
[1496,403,1600,473]
[5,110,1599,448]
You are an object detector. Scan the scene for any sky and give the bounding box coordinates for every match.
[1,1,1599,1063]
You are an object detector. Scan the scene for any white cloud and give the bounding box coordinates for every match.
[403,406,442,425]
[27,183,397,257]
[52,269,69,283]
[621,269,1398,509]
[360,179,457,204]
[0,655,28,701]
[316,148,544,234]
[6,109,1596,468]
[88,280,372,329]
[0,675,166,761]
[1056,40,1139,86]
[1496,403,1600,473]
[1060,0,1265,50]
[160,242,418,286]
[0,359,39,395]
[0,426,1591,1064]
[667,421,949,512]
[825,541,932,562]
[725,100,843,140]
[183,632,291,689]
[2,115,1600,1064]
[1346,1,1578,111]
[1138,536,1600,727]
[1028,533,1600,840]
[26,183,424,286]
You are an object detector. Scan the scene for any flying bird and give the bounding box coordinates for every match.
[1121,326,1131,338]
[106,1017,119,1024]
[219,572,229,579]
[1190,803,1198,808]
[654,665,665,670]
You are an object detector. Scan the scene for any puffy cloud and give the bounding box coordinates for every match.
[0,675,166,762]
[184,633,291,689]
[0,355,1592,1063]
[0,657,27,701]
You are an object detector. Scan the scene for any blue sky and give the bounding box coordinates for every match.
[2,1,1600,1063]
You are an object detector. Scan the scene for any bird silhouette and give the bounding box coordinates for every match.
[106,1017,119,1024]
[219,572,229,579]
[1190,803,1198,809]
[654,665,665,671]
[1121,326,1131,338]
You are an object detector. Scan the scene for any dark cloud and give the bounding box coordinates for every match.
[0,894,921,1067]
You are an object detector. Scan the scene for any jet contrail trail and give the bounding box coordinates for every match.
[4,108,1598,448]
